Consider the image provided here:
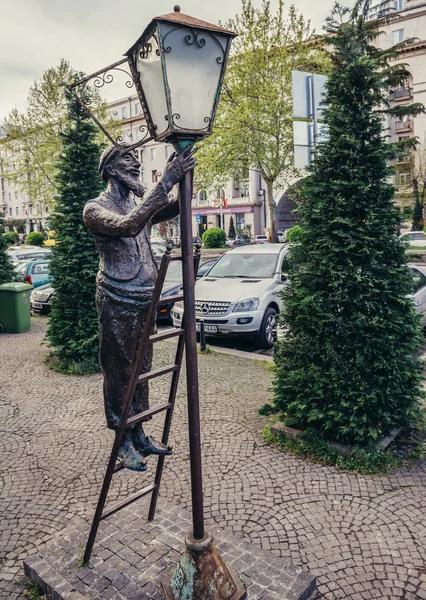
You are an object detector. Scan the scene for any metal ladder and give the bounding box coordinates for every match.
[83,245,201,564]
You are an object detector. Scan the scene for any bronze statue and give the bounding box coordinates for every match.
[83,145,196,471]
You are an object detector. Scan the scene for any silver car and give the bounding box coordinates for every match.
[172,244,292,349]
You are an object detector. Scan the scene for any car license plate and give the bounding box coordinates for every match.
[32,302,44,309]
[196,323,218,333]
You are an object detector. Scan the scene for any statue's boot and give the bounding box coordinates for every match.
[132,426,173,457]
[117,434,147,472]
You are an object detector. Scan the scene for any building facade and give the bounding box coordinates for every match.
[1,4,425,237]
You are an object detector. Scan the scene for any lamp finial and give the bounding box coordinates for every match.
[174,5,181,12]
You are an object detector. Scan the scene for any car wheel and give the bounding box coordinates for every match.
[255,307,278,349]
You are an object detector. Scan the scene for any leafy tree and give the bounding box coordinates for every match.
[25,231,45,246]
[228,215,236,239]
[0,60,114,213]
[202,227,227,248]
[195,0,330,242]
[269,0,425,447]
[46,88,104,372]
[0,215,16,283]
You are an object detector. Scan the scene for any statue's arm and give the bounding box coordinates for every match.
[83,184,169,238]
[151,198,180,225]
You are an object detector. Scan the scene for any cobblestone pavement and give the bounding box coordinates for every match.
[1,318,426,599]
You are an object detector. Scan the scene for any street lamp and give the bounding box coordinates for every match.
[68,6,243,600]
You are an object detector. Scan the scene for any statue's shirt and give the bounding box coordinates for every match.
[84,189,168,308]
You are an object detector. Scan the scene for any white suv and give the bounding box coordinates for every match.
[172,244,292,348]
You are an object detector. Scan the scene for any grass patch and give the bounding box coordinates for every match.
[44,352,101,375]
[197,344,215,355]
[261,425,402,474]
[20,581,45,599]
[78,547,88,568]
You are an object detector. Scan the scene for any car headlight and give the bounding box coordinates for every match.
[161,286,183,298]
[233,298,259,312]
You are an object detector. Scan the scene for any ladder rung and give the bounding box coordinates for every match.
[149,328,184,343]
[101,483,157,520]
[158,294,183,306]
[138,364,178,383]
[126,402,172,427]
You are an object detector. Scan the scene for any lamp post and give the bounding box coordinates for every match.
[68,6,244,600]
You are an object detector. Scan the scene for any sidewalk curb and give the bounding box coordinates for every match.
[207,344,274,362]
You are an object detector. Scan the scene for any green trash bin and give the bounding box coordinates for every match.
[0,282,34,333]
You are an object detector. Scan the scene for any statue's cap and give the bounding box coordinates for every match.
[99,145,121,182]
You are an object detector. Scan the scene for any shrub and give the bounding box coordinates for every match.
[25,231,45,246]
[0,217,16,283]
[202,227,226,248]
[285,225,304,243]
[3,231,19,246]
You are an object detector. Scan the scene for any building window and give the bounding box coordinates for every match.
[121,107,128,119]
[16,207,19,216]
[151,148,157,161]
[9,207,12,216]
[8,193,11,201]
[15,192,18,200]
[236,214,245,231]
[30,206,33,215]
[392,29,404,45]
[394,0,402,9]
[152,170,159,183]
[165,145,172,159]
[198,191,207,205]
[139,149,144,163]
[134,103,140,115]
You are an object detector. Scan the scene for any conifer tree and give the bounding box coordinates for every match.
[228,215,236,239]
[0,215,16,284]
[46,89,103,372]
[270,1,425,446]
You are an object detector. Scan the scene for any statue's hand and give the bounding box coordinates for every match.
[161,146,198,193]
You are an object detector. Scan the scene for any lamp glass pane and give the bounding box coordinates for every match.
[135,33,169,136]
[159,23,228,132]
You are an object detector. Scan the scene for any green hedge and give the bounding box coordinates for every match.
[25,231,45,246]
[202,227,226,248]
[3,231,19,246]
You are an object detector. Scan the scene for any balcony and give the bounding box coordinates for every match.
[394,120,412,133]
[389,88,412,102]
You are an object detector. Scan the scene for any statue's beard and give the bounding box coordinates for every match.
[117,172,145,199]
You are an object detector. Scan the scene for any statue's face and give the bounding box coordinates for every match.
[109,150,144,197]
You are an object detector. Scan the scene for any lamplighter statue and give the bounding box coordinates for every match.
[83,145,196,471]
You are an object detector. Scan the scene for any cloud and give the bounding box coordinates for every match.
[0,0,350,121]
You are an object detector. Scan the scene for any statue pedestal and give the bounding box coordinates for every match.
[23,498,316,600]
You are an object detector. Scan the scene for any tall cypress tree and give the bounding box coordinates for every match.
[270,1,425,446]
[0,215,16,284]
[228,215,236,240]
[46,90,103,371]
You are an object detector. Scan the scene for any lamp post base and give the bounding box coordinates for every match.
[162,531,247,600]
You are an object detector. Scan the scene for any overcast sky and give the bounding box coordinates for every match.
[0,0,351,122]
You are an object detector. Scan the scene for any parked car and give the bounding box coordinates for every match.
[408,263,426,326]
[399,231,426,247]
[30,283,55,314]
[277,231,285,243]
[227,236,249,247]
[172,244,292,348]
[17,258,51,288]
[158,258,220,324]
[254,234,269,244]
[7,247,52,263]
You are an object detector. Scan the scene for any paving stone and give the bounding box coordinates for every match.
[1,319,426,599]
